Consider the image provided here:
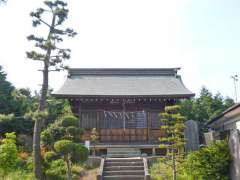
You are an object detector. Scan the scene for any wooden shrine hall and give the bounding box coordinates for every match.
[53,68,194,155]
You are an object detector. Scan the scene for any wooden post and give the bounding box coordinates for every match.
[78,102,82,128]
[97,111,100,130]
[152,147,156,156]
[147,111,151,142]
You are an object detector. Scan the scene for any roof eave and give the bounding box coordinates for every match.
[52,93,195,99]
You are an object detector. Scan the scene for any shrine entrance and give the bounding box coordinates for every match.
[99,110,148,142]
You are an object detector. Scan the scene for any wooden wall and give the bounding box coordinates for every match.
[69,98,174,142]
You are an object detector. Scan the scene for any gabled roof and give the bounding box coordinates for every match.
[207,103,240,126]
[53,68,194,98]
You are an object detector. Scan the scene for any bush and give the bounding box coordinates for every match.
[41,120,65,146]
[62,115,78,127]
[41,130,54,148]
[0,132,19,175]
[72,144,89,163]
[44,151,59,163]
[184,141,231,180]
[45,159,66,180]
[54,140,75,155]
[0,170,34,180]
[150,159,186,180]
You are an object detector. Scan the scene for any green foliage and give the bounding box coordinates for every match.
[0,114,34,136]
[45,159,66,180]
[26,0,77,71]
[0,66,15,115]
[71,144,89,163]
[180,87,234,125]
[90,128,99,143]
[0,132,19,174]
[0,170,34,180]
[44,151,59,162]
[184,141,231,180]
[159,105,186,179]
[54,140,75,155]
[62,115,79,127]
[150,159,187,180]
[41,130,54,148]
[41,114,82,148]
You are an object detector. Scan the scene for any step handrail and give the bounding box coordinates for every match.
[143,157,150,180]
[97,158,105,180]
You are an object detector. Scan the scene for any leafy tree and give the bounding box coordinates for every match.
[0,114,34,136]
[45,159,66,180]
[54,140,75,180]
[41,115,83,148]
[180,87,234,125]
[0,132,19,177]
[71,143,89,163]
[184,141,231,180]
[53,140,88,180]
[26,1,76,178]
[159,105,186,180]
[0,66,15,114]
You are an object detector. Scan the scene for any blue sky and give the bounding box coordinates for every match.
[0,0,239,99]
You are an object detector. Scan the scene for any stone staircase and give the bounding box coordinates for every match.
[103,158,145,180]
[97,148,150,180]
[107,148,141,158]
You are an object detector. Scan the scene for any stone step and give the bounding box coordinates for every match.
[107,148,140,152]
[104,170,145,176]
[107,151,141,154]
[105,158,142,162]
[105,161,143,166]
[104,165,144,171]
[103,175,145,180]
[107,154,141,158]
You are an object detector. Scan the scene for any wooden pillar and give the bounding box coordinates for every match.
[147,111,151,142]
[96,111,100,130]
[152,147,156,156]
[78,102,82,128]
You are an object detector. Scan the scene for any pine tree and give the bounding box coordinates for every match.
[26,1,76,179]
[159,105,186,180]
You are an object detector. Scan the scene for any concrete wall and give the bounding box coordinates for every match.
[229,130,240,180]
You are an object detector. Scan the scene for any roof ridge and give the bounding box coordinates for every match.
[68,68,181,76]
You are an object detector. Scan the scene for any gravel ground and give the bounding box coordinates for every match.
[80,168,99,180]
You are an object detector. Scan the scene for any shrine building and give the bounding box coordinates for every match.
[53,68,194,155]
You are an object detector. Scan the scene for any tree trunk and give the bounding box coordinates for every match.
[172,149,177,180]
[33,61,49,180]
[66,154,72,180]
[33,14,55,180]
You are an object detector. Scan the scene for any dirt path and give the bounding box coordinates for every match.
[80,168,98,180]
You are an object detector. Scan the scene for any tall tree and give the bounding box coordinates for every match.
[180,87,234,125]
[159,105,186,180]
[26,1,76,179]
[0,65,15,114]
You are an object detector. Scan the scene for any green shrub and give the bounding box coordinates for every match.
[41,130,54,148]
[0,132,19,175]
[62,115,78,127]
[150,159,186,180]
[72,144,89,163]
[45,159,66,180]
[41,120,66,145]
[184,141,231,180]
[54,140,75,155]
[44,151,59,162]
[0,170,34,180]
